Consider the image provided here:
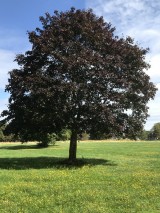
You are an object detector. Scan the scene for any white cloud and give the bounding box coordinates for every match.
[0,29,31,89]
[0,49,18,90]
[0,29,30,90]
[86,0,160,130]
[146,95,160,130]
[0,49,16,116]
[149,55,160,82]
[0,30,30,116]
[0,96,9,115]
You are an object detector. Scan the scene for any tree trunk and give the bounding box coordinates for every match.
[69,129,78,162]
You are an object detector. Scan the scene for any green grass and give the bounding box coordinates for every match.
[0,141,160,213]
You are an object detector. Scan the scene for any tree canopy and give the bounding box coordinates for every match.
[1,8,157,162]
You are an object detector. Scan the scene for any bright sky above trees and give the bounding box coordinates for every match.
[0,0,159,130]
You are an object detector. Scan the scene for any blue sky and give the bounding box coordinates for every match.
[0,0,160,130]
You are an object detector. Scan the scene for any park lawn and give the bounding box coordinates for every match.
[0,141,160,213]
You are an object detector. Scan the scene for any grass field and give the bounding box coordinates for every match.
[0,141,160,213]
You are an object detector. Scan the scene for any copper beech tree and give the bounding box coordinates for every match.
[2,8,157,162]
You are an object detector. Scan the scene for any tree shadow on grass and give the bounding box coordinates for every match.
[0,144,58,150]
[0,157,117,170]
[0,144,36,150]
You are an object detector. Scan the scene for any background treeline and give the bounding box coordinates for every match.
[0,124,15,142]
[1,122,160,143]
[0,124,71,143]
[140,122,160,140]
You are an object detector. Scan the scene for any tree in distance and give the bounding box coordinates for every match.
[150,122,160,140]
[1,8,157,162]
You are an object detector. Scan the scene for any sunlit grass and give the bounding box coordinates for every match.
[0,141,160,212]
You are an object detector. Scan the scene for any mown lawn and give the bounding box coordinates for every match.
[0,141,160,213]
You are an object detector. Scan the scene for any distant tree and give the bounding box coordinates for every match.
[139,130,150,140]
[0,122,15,142]
[1,8,157,162]
[57,129,71,141]
[0,125,4,141]
[150,123,160,140]
[89,131,111,140]
[79,132,90,141]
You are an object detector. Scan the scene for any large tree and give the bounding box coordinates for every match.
[1,8,157,162]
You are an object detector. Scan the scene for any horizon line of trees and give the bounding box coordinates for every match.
[1,122,160,143]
